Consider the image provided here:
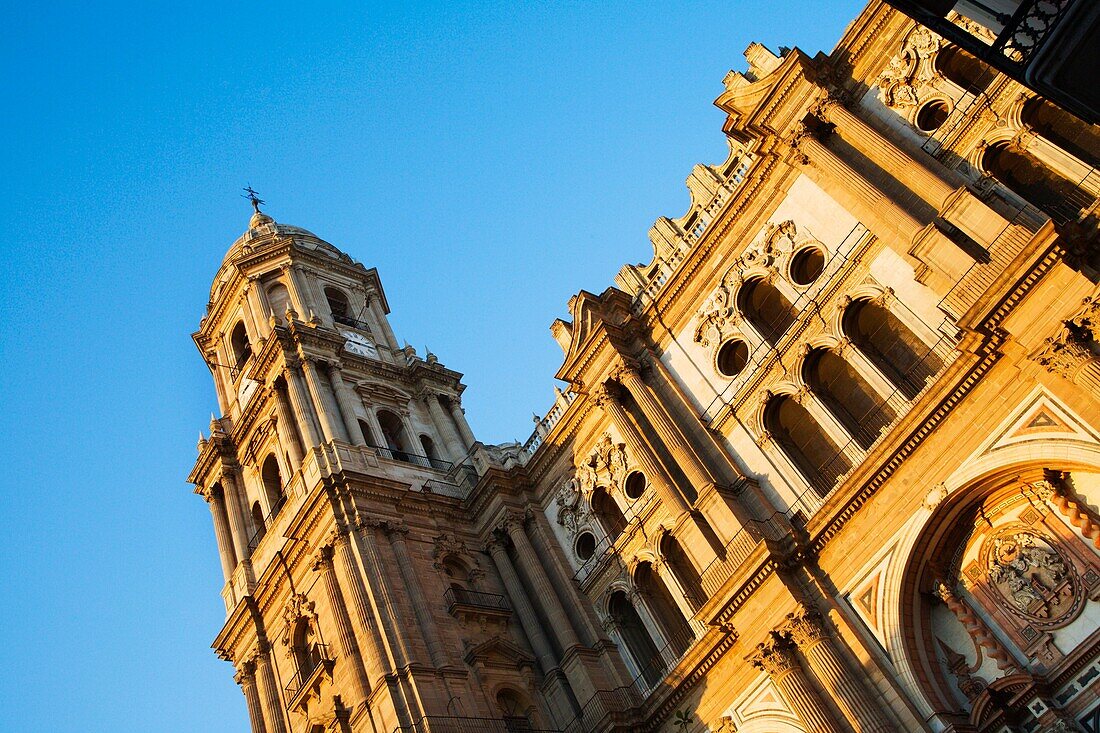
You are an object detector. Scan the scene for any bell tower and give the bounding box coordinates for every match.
[187,202,515,733]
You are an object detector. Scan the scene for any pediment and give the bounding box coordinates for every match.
[463,636,535,670]
[974,388,1099,459]
[553,288,634,383]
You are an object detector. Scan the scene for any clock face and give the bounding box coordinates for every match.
[341,330,378,358]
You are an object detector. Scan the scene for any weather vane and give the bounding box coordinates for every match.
[242,185,265,213]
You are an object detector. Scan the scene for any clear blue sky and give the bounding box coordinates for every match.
[0,2,863,730]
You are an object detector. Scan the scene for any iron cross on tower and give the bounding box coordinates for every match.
[242,185,265,213]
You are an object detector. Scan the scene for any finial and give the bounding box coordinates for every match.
[532,413,541,424]
[284,300,299,324]
[242,185,265,213]
[242,185,274,227]
[425,346,438,365]
[198,431,207,452]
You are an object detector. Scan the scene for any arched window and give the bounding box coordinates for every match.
[376,410,410,462]
[266,282,291,316]
[420,433,437,457]
[659,533,705,611]
[1021,97,1100,167]
[261,454,286,514]
[358,419,378,447]
[982,142,1089,223]
[609,590,663,687]
[290,619,321,680]
[591,486,628,543]
[843,299,943,400]
[634,561,693,658]
[935,46,994,95]
[230,322,251,373]
[496,689,534,732]
[325,287,351,325]
[803,347,896,450]
[738,278,796,346]
[250,501,266,544]
[764,394,851,496]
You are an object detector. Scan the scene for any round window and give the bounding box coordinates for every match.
[915,100,950,133]
[716,339,749,378]
[575,532,596,561]
[624,471,646,499]
[789,247,825,286]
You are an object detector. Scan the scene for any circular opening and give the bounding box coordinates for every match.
[789,247,826,286]
[624,471,646,499]
[575,532,596,561]
[915,100,950,133]
[716,339,749,377]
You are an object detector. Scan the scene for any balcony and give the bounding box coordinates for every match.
[371,445,453,471]
[246,493,288,555]
[285,643,334,711]
[394,716,559,733]
[333,313,374,331]
[444,587,511,626]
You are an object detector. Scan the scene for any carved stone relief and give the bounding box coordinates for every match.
[877,26,943,109]
[986,530,1078,624]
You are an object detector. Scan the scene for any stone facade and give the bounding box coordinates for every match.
[188,3,1100,731]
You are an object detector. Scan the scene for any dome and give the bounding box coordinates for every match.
[208,211,355,302]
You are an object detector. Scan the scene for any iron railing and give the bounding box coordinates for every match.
[371,445,453,471]
[284,643,333,700]
[393,716,560,733]
[444,587,510,613]
[247,493,288,555]
[333,313,374,331]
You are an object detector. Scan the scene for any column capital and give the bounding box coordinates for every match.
[591,382,620,409]
[610,359,644,386]
[783,605,828,648]
[234,658,257,684]
[501,512,526,537]
[200,484,218,503]
[380,520,410,538]
[748,635,797,677]
[485,533,509,554]
[311,540,336,572]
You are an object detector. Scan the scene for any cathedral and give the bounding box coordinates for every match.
[187,2,1100,731]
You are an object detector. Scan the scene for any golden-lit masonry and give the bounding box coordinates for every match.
[188,3,1100,731]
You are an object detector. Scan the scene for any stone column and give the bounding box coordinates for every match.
[352,520,414,671]
[283,363,322,449]
[503,515,581,652]
[525,514,604,646]
[284,264,315,318]
[1031,471,1100,550]
[935,582,1018,673]
[592,383,692,519]
[203,486,237,581]
[446,396,478,449]
[236,660,268,733]
[613,361,720,495]
[244,276,271,341]
[816,97,956,209]
[749,636,838,733]
[313,539,372,708]
[254,647,288,733]
[645,354,780,521]
[366,292,399,352]
[790,126,925,248]
[487,535,557,673]
[273,383,305,466]
[424,392,466,462]
[383,522,448,667]
[220,471,251,566]
[300,357,348,443]
[327,361,367,446]
[784,607,895,732]
[332,533,389,682]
